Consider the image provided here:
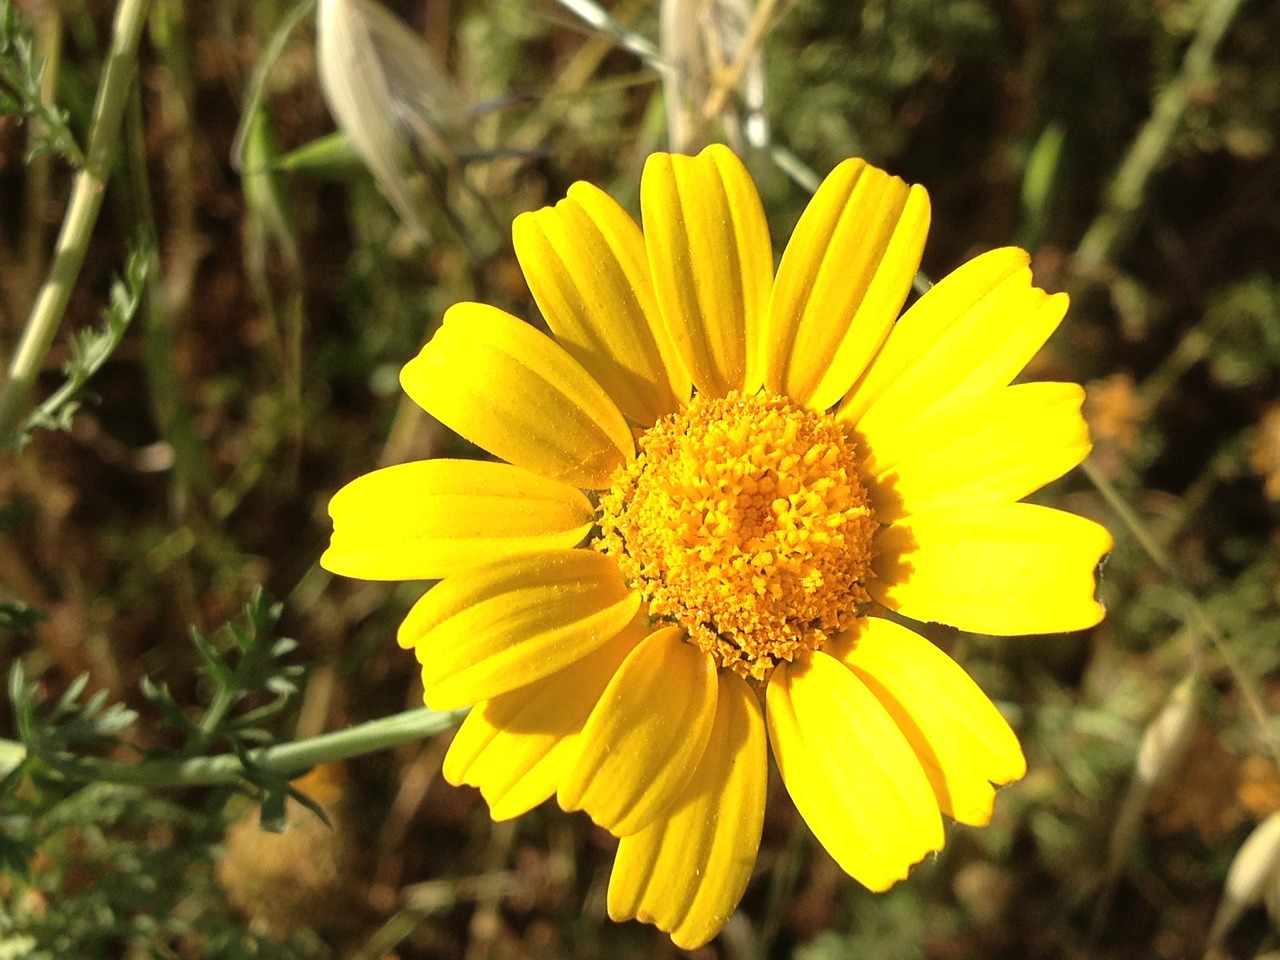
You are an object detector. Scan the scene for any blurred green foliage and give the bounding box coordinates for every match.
[0,0,1278,957]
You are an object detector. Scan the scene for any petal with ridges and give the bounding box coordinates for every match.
[859,383,1091,523]
[398,550,640,710]
[322,459,595,581]
[560,625,718,835]
[401,303,633,490]
[840,248,1067,434]
[513,182,689,426]
[838,247,1028,424]
[641,145,772,397]
[608,670,766,949]
[767,651,944,891]
[872,502,1113,635]
[828,617,1026,826]
[766,159,929,410]
[442,616,646,820]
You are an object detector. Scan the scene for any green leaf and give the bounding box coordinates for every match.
[16,243,151,448]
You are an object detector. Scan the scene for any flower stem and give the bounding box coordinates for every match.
[0,0,153,442]
[0,707,467,787]
[1084,458,1280,770]
[1074,0,1245,270]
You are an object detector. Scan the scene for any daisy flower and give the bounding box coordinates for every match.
[323,145,1112,948]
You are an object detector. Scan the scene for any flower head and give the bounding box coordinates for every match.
[323,145,1112,948]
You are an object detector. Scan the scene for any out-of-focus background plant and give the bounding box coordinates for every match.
[1,0,1279,957]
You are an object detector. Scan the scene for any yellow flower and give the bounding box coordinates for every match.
[322,145,1112,948]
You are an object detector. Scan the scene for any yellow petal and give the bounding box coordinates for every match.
[398,549,641,710]
[559,625,718,836]
[607,670,766,949]
[513,181,690,426]
[322,459,595,580]
[401,303,633,489]
[442,616,645,821]
[641,145,773,397]
[860,382,1092,523]
[766,159,930,410]
[828,617,1026,826]
[872,503,1113,635]
[840,247,1067,435]
[767,651,944,891]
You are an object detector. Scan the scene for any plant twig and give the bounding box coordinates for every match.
[551,0,668,73]
[1,706,468,787]
[0,0,153,443]
[1083,458,1280,770]
[1074,0,1245,270]
[698,0,782,123]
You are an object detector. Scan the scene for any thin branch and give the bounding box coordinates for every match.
[0,0,153,443]
[1074,0,1246,270]
[0,706,468,787]
[699,0,782,123]
[1083,458,1280,770]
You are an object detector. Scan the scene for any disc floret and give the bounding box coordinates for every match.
[596,391,877,681]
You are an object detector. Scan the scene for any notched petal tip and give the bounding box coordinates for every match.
[766,159,930,409]
[641,144,771,398]
[559,626,719,835]
[606,670,766,948]
[767,652,944,893]
[513,184,688,425]
[872,505,1114,636]
[836,617,1026,826]
[861,381,1097,523]
[841,245,1066,433]
[323,460,597,582]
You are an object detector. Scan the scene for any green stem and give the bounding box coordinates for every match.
[0,706,467,787]
[194,685,238,750]
[1084,458,1280,769]
[1074,0,1245,269]
[0,0,153,442]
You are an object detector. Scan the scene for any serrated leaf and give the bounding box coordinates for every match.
[15,243,148,447]
[81,689,109,717]
[138,675,163,700]
[264,676,297,697]
[57,673,91,713]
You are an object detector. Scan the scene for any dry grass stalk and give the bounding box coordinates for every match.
[315,0,474,244]
[660,0,770,153]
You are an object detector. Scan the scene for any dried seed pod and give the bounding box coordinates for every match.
[1106,676,1200,873]
[315,0,474,243]
[1135,674,1200,788]
[1208,811,1280,949]
[1094,675,1200,935]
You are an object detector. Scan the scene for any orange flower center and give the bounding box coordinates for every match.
[595,390,877,681]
